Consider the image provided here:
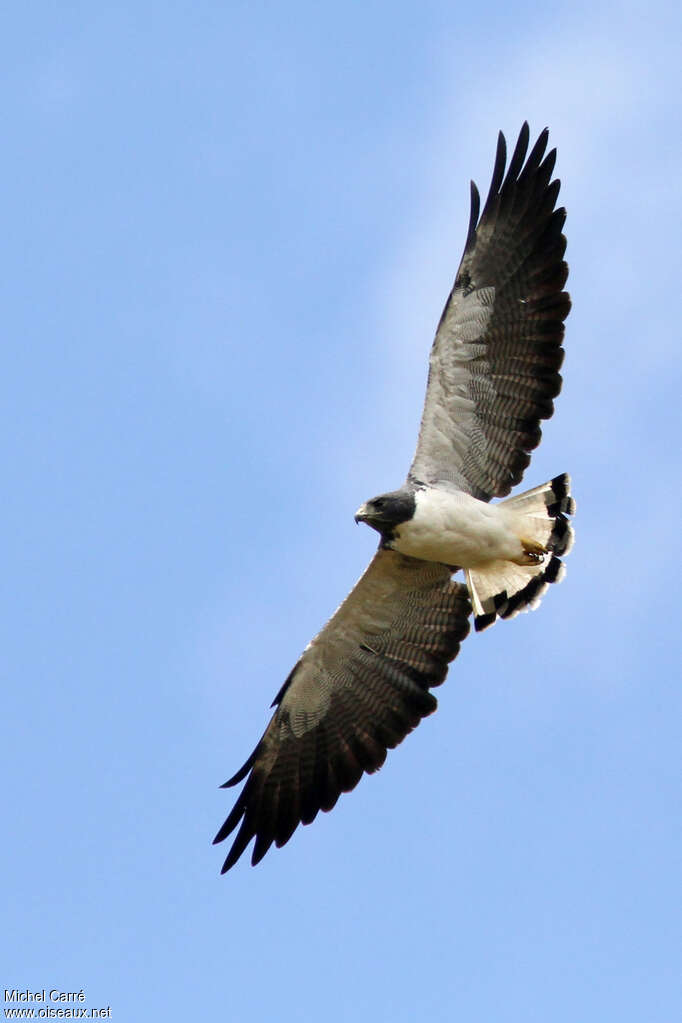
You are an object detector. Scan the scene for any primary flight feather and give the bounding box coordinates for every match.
[214,123,574,872]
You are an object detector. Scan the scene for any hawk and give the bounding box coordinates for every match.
[214,123,574,872]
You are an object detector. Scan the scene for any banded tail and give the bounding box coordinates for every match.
[466,473,575,632]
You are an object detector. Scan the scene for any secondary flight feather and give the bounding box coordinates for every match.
[214,123,574,872]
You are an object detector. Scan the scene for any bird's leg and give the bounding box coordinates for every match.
[520,537,547,564]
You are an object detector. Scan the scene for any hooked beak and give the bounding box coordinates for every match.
[354,503,370,525]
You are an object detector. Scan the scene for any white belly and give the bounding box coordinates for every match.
[390,488,523,568]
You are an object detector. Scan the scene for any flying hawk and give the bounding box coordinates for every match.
[214,123,574,872]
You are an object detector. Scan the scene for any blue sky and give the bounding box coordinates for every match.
[3,2,681,1020]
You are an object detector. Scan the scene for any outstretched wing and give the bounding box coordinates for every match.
[214,550,471,872]
[409,122,570,500]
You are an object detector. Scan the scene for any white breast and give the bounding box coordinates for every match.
[390,488,522,568]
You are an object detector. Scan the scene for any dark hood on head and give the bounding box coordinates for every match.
[354,489,416,540]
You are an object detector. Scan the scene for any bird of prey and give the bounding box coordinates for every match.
[214,122,574,872]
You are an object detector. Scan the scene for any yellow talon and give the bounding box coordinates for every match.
[520,537,547,564]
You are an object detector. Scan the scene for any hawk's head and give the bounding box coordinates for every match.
[354,489,416,545]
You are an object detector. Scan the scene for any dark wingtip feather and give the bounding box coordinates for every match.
[503,121,531,189]
[524,127,549,176]
[220,820,256,873]
[481,129,508,219]
[220,746,259,788]
[213,788,248,845]
[251,832,275,866]
[465,180,481,252]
